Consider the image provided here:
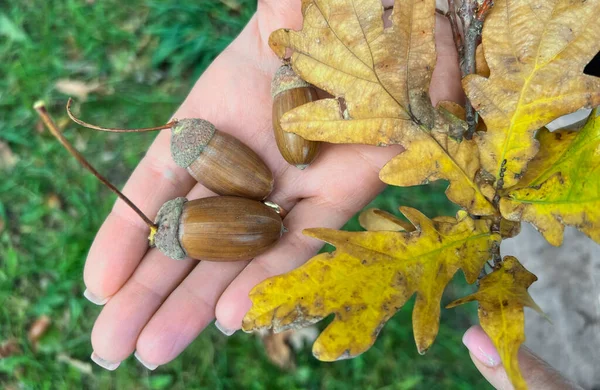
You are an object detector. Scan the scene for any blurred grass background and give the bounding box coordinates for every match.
[0,1,489,389]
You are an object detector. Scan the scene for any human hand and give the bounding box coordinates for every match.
[463,326,583,390]
[83,0,463,370]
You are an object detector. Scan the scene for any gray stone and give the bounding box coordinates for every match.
[502,224,600,389]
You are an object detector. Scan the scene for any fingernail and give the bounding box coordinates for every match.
[134,351,158,370]
[215,320,236,336]
[462,326,501,367]
[90,352,120,371]
[84,289,109,305]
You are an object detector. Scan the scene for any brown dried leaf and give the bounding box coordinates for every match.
[54,79,102,101]
[57,353,93,375]
[28,315,51,346]
[0,338,21,358]
[0,142,18,171]
[46,194,62,210]
[219,0,241,11]
[260,329,296,370]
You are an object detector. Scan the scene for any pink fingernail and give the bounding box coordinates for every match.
[215,320,236,336]
[90,352,120,371]
[462,326,501,367]
[134,351,158,370]
[84,289,109,305]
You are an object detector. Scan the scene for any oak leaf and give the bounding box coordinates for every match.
[500,109,600,245]
[358,208,414,232]
[380,122,496,215]
[243,208,501,360]
[270,0,496,215]
[447,256,544,390]
[269,0,436,145]
[464,0,600,188]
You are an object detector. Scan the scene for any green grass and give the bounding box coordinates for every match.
[0,1,489,389]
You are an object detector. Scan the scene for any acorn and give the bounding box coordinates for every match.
[35,101,284,262]
[272,65,321,169]
[66,99,274,200]
[154,196,283,261]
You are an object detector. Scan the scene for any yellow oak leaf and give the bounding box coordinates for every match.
[271,0,497,216]
[269,0,436,145]
[464,0,600,188]
[380,121,497,216]
[500,109,600,246]
[475,44,490,78]
[447,256,544,390]
[358,208,414,232]
[243,208,501,360]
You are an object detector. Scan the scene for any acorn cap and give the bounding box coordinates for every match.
[271,64,311,98]
[154,197,188,260]
[171,119,216,168]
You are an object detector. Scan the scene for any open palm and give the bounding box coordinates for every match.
[84,0,463,369]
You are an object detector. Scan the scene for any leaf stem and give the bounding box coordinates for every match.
[66,98,177,133]
[491,241,502,268]
[34,101,158,237]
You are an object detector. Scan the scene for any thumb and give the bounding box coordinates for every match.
[462,326,583,390]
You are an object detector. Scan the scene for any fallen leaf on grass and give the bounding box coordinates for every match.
[28,315,51,349]
[54,79,102,101]
[258,326,318,370]
[0,338,21,358]
[219,0,241,11]
[45,194,62,210]
[0,141,18,171]
[57,353,93,375]
[260,329,296,370]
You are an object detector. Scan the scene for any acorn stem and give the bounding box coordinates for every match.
[66,98,177,133]
[34,101,159,239]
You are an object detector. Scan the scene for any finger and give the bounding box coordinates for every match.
[83,16,279,303]
[96,148,311,368]
[83,133,197,304]
[215,143,402,331]
[463,325,582,390]
[133,260,248,369]
[257,0,303,36]
[88,177,227,367]
[430,15,464,106]
[89,248,197,368]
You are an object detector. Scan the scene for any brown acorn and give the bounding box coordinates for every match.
[170,119,273,200]
[66,99,274,200]
[35,101,284,263]
[154,196,283,261]
[272,65,321,169]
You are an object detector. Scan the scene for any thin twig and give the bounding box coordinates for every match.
[459,0,494,139]
[34,101,158,235]
[491,241,502,268]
